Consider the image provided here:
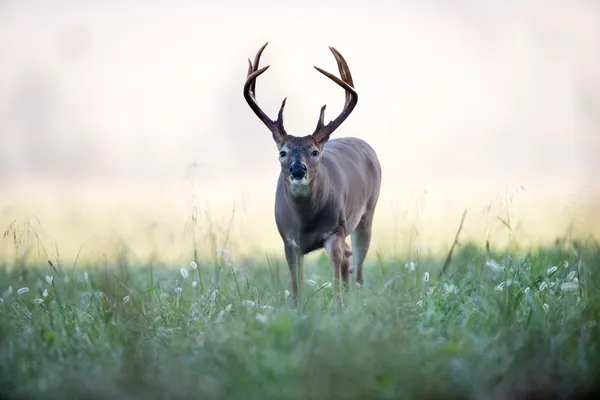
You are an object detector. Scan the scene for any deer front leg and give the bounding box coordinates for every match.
[324,234,346,307]
[284,241,304,307]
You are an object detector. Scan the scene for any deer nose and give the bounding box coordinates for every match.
[290,163,307,179]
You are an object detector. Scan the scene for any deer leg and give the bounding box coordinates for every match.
[341,241,352,291]
[344,242,354,273]
[324,234,345,307]
[284,242,304,307]
[351,214,373,287]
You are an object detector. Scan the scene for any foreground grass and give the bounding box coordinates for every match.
[1,239,600,400]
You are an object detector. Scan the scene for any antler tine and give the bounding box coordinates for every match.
[247,59,253,78]
[312,47,358,143]
[329,47,354,87]
[249,42,268,95]
[315,104,327,131]
[329,47,355,106]
[243,42,287,142]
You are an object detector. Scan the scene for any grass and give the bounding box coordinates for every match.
[1,237,600,400]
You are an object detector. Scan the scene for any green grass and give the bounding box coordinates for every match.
[1,239,600,400]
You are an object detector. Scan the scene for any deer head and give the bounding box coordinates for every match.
[243,43,358,194]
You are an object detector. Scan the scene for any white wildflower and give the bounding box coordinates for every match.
[563,260,569,268]
[495,282,505,291]
[416,300,423,308]
[321,282,332,289]
[17,287,29,295]
[409,262,415,271]
[306,279,316,286]
[83,272,89,282]
[524,287,530,294]
[192,280,197,288]
[255,313,267,323]
[567,271,577,281]
[542,303,549,313]
[180,268,189,279]
[225,304,233,312]
[423,272,430,282]
[560,282,579,292]
[355,281,362,288]
[444,283,457,294]
[45,275,54,285]
[547,266,558,275]
[262,305,274,312]
[485,260,503,272]
[42,289,48,298]
[209,290,219,302]
[174,287,183,294]
[123,295,131,303]
[33,298,44,304]
[242,300,255,307]
[284,290,290,298]
[539,282,547,291]
[190,261,198,270]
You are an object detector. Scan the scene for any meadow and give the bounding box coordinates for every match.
[1,227,599,399]
[1,1,599,399]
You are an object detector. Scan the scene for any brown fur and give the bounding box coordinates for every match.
[243,43,382,307]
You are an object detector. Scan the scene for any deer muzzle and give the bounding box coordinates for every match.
[289,163,307,180]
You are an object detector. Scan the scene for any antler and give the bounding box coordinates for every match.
[243,42,288,143]
[312,47,358,144]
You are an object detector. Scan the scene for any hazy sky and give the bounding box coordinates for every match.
[0,0,598,260]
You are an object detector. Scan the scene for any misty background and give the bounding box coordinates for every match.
[0,0,598,264]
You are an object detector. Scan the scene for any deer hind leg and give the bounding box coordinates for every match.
[284,242,304,307]
[351,213,374,287]
[324,233,346,307]
[340,241,353,291]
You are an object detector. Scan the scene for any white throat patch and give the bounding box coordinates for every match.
[289,177,311,196]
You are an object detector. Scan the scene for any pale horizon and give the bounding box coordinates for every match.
[1,0,598,265]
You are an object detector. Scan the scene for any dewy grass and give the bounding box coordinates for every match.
[0,239,599,400]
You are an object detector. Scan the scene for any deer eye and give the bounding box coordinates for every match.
[279,151,287,158]
[311,150,320,157]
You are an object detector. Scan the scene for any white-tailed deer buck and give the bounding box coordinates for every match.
[243,43,382,307]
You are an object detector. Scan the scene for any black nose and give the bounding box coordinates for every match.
[290,163,307,179]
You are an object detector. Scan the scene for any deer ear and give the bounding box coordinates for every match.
[273,133,283,146]
[274,135,287,149]
[313,133,329,146]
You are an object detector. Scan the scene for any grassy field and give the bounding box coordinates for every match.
[1,236,599,400]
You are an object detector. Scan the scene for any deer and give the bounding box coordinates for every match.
[243,43,382,307]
